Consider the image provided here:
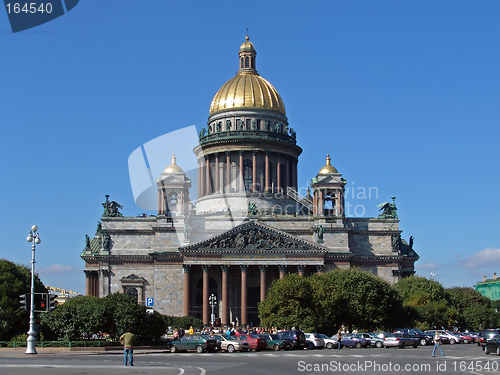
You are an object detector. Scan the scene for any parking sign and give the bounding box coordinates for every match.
[146,297,154,307]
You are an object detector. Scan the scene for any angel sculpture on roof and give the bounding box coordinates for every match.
[102,195,123,217]
[377,196,398,219]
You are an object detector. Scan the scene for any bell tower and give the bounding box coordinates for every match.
[311,154,346,216]
[156,154,191,216]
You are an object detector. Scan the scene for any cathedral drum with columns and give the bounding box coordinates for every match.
[81,37,419,327]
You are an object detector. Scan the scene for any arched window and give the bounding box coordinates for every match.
[240,57,244,69]
[245,56,249,68]
[243,159,253,192]
[125,287,138,303]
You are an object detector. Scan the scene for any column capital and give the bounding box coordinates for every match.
[259,265,267,273]
[182,264,191,273]
[225,151,231,156]
[202,265,211,273]
[101,269,110,277]
[221,265,230,273]
[252,150,258,155]
[240,265,249,273]
[239,150,244,155]
[297,265,306,273]
[84,270,92,278]
[278,264,287,273]
[316,265,325,273]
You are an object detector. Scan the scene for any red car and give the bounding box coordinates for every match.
[237,334,267,351]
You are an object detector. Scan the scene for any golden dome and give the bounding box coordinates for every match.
[239,36,255,53]
[210,74,286,115]
[318,154,338,174]
[163,153,184,174]
[209,37,286,116]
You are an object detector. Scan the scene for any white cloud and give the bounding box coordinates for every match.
[461,248,500,269]
[416,262,438,270]
[39,264,77,275]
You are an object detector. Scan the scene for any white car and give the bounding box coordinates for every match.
[305,333,325,350]
[317,333,338,349]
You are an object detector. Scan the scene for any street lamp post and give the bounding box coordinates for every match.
[26,225,41,355]
[209,294,217,327]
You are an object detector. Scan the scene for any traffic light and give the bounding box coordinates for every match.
[19,294,27,311]
[48,294,57,311]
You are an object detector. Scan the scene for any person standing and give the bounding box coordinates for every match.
[337,329,342,350]
[120,329,136,366]
[432,331,445,357]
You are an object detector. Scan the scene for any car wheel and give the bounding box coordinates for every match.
[463,339,469,344]
[375,341,383,348]
[450,339,456,345]
[400,342,405,349]
[307,342,315,350]
[227,344,235,353]
[326,343,333,349]
[420,339,427,346]
[196,345,204,353]
[485,348,490,355]
[170,346,178,353]
[355,342,362,349]
[413,342,418,348]
[273,344,281,351]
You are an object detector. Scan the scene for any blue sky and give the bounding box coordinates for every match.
[1,1,499,294]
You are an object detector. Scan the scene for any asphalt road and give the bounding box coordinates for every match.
[1,344,498,375]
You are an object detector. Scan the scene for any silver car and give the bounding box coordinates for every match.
[384,333,418,348]
[305,333,325,350]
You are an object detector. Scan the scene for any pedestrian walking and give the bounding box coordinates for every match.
[120,328,136,366]
[432,332,445,357]
[337,329,342,350]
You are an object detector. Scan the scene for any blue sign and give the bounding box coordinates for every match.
[146,297,154,307]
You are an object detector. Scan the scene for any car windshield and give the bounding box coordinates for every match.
[248,334,259,338]
[270,334,279,340]
[318,334,328,339]
[413,328,425,335]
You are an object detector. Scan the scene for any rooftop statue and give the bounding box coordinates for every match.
[102,195,123,217]
[377,196,398,219]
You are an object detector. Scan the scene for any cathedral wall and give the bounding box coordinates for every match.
[348,233,394,256]
[152,263,184,316]
[346,218,399,231]
[109,233,156,255]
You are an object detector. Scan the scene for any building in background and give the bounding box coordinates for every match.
[81,37,419,326]
[474,273,500,301]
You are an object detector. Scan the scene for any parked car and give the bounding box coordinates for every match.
[257,334,292,351]
[384,333,418,348]
[236,334,267,351]
[341,334,370,348]
[317,333,338,349]
[168,334,218,353]
[305,333,325,350]
[482,334,500,355]
[277,330,306,350]
[393,328,433,346]
[456,332,474,344]
[424,330,459,344]
[356,333,384,348]
[213,334,250,352]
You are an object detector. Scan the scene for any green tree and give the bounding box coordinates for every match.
[41,293,167,341]
[395,276,452,329]
[259,269,404,333]
[0,259,47,340]
[258,273,315,330]
[446,287,499,330]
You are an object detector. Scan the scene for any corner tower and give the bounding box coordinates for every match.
[194,37,303,215]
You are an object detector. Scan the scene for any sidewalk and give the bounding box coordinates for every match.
[0,346,170,357]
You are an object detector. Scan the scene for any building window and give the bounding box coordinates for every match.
[245,57,249,68]
[125,287,138,303]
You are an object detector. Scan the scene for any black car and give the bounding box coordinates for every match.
[483,334,500,355]
[394,328,433,346]
[277,330,306,350]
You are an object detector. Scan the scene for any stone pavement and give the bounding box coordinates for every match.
[0,346,169,357]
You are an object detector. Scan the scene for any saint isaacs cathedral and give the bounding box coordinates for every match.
[81,37,419,326]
